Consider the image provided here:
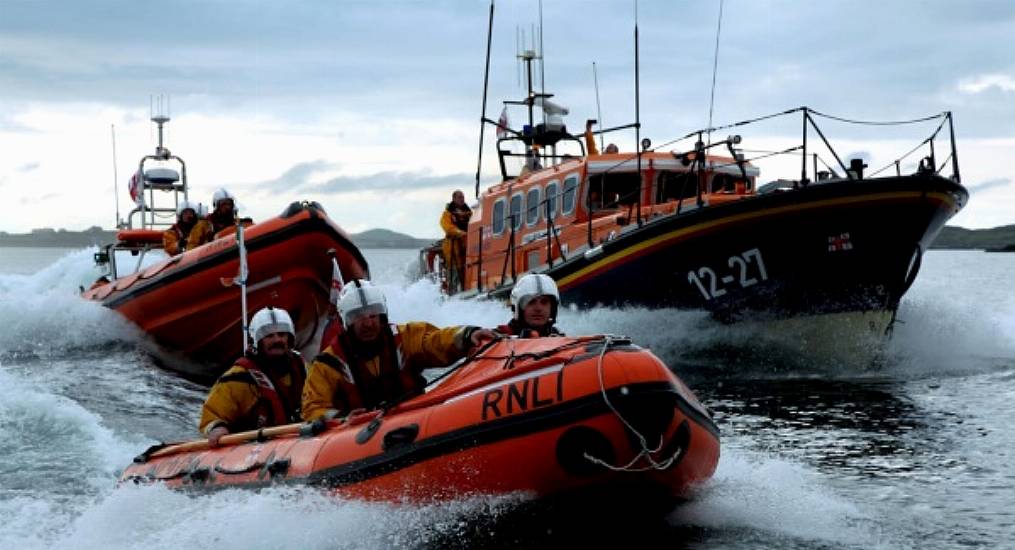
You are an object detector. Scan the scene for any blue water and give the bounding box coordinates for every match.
[1,246,1013,549]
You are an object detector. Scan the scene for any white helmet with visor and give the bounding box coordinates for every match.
[509,273,560,321]
[337,280,388,326]
[249,307,295,346]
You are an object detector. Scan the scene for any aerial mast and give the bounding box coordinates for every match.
[474,0,496,198]
[634,0,643,226]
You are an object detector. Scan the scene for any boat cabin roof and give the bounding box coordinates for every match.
[483,151,759,197]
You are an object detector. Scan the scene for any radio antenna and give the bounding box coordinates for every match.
[516,26,521,87]
[634,0,642,226]
[593,62,605,151]
[538,0,546,129]
[166,95,171,146]
[475,0,496,198]
[706,0,724,146]
[111,124,120,228]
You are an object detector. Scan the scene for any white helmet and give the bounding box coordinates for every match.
[176,199,199,218]
[510,273,560,321]
[249,307,295,345]
[337,279,388,326]
[212,188,236,208]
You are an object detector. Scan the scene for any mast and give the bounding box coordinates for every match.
[474,0,495,198]
[111,124,121,228]
[593,62,605,152]
[706,0,724,146]
[634,0,642,225]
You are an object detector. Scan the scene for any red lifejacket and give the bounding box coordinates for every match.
[208,211,235,235]
[229,353,306,428]
[319,314,345,354]
[313,325,423,412]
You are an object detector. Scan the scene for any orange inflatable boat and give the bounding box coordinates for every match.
[82,201,369,381]
[121,336,720,505]
[81,114,370,380]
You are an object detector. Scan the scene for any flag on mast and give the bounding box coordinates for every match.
[128,170,142,204]
[329,257,345,307]
[496,106,510,139]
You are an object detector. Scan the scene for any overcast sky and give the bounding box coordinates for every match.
[1,0,1013,236]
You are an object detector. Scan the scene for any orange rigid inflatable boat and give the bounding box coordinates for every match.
[83,202,369,381]
[121,336,720,505]
[81,113,368,380]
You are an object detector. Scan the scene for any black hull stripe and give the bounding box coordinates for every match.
[103,212,367,308]
[152,381,719,493]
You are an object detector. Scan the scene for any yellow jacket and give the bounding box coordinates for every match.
[440,207,470,277]
[162,224,192,256]
[440,209,467,239]
[186,219,215,250]
[302,322,472,421]
[585,128,599,156]
[186,217,254,250]
[198,353,306,435]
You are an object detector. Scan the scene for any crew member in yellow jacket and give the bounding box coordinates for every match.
[187,187,245,250]
[162,200,199,256]
[584,119,618,155]
[439,189,472,292]
[199,307,307,446]
[302,280,496,421]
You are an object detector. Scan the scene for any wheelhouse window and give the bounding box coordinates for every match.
[509,193,523,231]
[562,175,578,215]
[656,170,699,202]
[545,181,559,220]
[710,173,739,193]
[587,172,643,210]
[526,187,541,226]
[492,198,506,235]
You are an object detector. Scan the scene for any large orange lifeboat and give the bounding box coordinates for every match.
[421,25,967,330]
[120,336,720,504]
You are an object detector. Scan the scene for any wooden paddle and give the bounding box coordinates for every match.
[148,422,311,459]
[143,409,386,461]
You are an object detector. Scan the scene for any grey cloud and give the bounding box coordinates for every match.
[967,178,1011,193]
[2,1,1014,139]
[305,171,475,195]
[0,113,37,133]
[251,160,338,193]
[17,162,39,173]
[18,192,59,205]
[246,162,478,198]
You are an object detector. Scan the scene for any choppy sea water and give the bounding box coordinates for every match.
[0,246,1012,549]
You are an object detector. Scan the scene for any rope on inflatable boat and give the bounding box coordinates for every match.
[583,335,684,472]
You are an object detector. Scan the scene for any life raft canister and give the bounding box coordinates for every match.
[116,229,164,244]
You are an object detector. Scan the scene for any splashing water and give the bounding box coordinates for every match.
[0,248,147,359]
[3,248,1014,549]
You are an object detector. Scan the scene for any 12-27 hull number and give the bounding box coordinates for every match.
[687,248,769,300]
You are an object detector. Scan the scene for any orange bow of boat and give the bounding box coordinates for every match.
[121,335,720,505]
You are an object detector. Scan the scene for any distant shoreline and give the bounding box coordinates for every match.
[0,227,437,250]
[1,224,1011,250]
